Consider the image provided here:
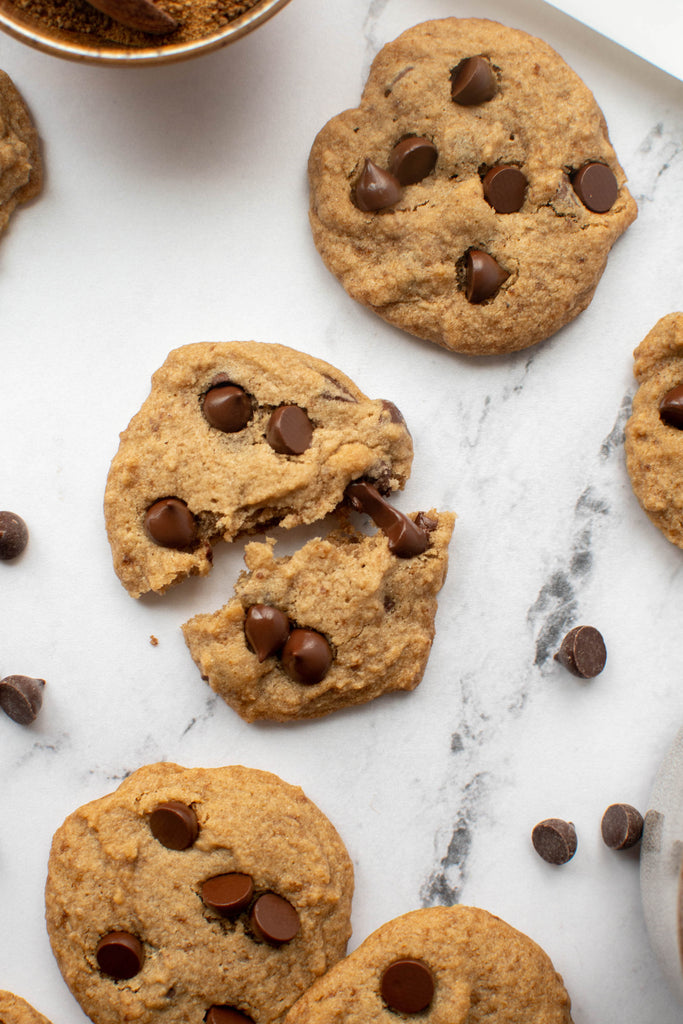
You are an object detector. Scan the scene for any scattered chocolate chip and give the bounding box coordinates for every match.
[601,803,644,850]
[346,481,429,558]
[266,406,313,455]
[205,1008,255,1024]
[450,56,497,105]
[388,136,438,186]
[149,801,198,850]
[84,0,177,34]
[571,162,618,213]
[381,959,434,1014]
[281,629,333,685]
[244,605,291,662]
[660,384,683,429]
[554,625,606,678]
[465,249,509,303]
[144,498,198,549]
[96,932,144,979]
[482,165,527,213]
[203,384,252,433]
[0,675,44,725]
[0,511,28,560]
[532,819,577,865]
[355,158,403,212]
[202,873,254,916]
[381,400,406,425]
[250,893,300,945]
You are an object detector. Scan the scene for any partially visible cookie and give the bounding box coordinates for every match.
[182,502,455,721]
[103,342,413,597]
[0,71,42,238]
[0,992,52,1024]
[308,17,636,355]
[45,763,354,1024]
[284,905,573,1024]
[625,313,683,549]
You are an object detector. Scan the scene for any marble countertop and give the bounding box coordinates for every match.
[2,0,683,1021]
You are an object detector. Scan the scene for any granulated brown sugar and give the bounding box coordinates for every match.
[9,0,264,47]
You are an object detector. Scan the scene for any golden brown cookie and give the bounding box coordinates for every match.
[308,17,636,355]
[284,905,573,1024]
[0,992,52,1024]
[103,342,413,597]
[182,505,455,721]
[45,763,354,1024]
[625,313,683,549]
[0,71,41,238]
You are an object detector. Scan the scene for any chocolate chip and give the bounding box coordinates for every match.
[450,56,497,105]
[388,136,437,186]
[381,400,406,425]
[0,511,28,560]
[149,801,198,850]
[266,406,313,455]
[205,1008,255,1024]
[532,819,577,865]
[281,629,333,685]
[249,893,299,945]
[202,873,254,916]
[84,0,177,34]
[0,675,44,725]
[554,625,606,678]
[346,481,429,558]
[96,932,144,979]
[144,498,198,549]
[601,803,644,850]
[381,959,434,1014]
[203,384,252,433]
[482,165,527,213]
[414,512,438,533]
[244,605,291,662]
[660,384,683,429]
[465,249,509,303]
[355,158,403,212]
[571,163,618,213]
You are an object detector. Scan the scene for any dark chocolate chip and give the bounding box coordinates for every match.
[554,625,606,678]
[203,384,252,433]
[388,136,437,186]
[250,893,299,945]
[571,163,618,213]
[84,0,177,33]
[202,873,254,916]
[346,481,429,558]
[281,629,333,685]
[482,165,527,213]
[381,959,434,1014]
[244,605,291,662]
[205,1008,255,1024]
[0,511,28,560]
[149,801,198,850]
[465,249,509,303]
[96,932,144,979]
[532,819,577,865]
[355,159,403,212]
[660,384,683,429]
[381,400,406,425]
[601,803,644,850]
[414,512,438,533]
[266,406,313,455]
[144,498,198,549]
[450,56,497,105]
[0,675,44,725]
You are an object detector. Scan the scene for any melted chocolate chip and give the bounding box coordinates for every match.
[250,893,300,945]
[0,511,28,560]
[281,629,333,685]
[554,625,606,678]
[465,249,509,303]
[202,873,254,917]
[144,498,198,549]
[450,56,497,105]
[660,384,683,429]
[0,675,44,725]
[414,512,438,533]
[149,801,198,850]
[203,384,252,433]
[381,959,434,1014]
[388,136,437,186]
[346,481,428,558]
[601,803,643,850]
[532,819,577,865]
[245,605,291,662]
[483,165,527,213]
[571,163,618,213]
[96,932,144,979]
[355,159,403,212]
[205,1008,255,1024]
[266,406,313,455]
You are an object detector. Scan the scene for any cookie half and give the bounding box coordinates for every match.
[182,508,454,721]
[0,992,52,1024]
[103,342,413,597]
[45,763,354,1024]
[0,71,42,237]
[625,312,683,549]
[308,17,636,355]
[284,905,573,1024]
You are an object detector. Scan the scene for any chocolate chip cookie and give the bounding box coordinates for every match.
[625,312,683,549]
[0,992,52,1024]
[103,342,413,597]
[182,498,455,721]
[308,17,636,355]
[284,905,573,1024]
[45,763,354,1024]
[0,71,42,241]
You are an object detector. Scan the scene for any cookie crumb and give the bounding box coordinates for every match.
[150,635,159,646]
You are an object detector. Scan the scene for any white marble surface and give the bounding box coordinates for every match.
[1,0,683,1021]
